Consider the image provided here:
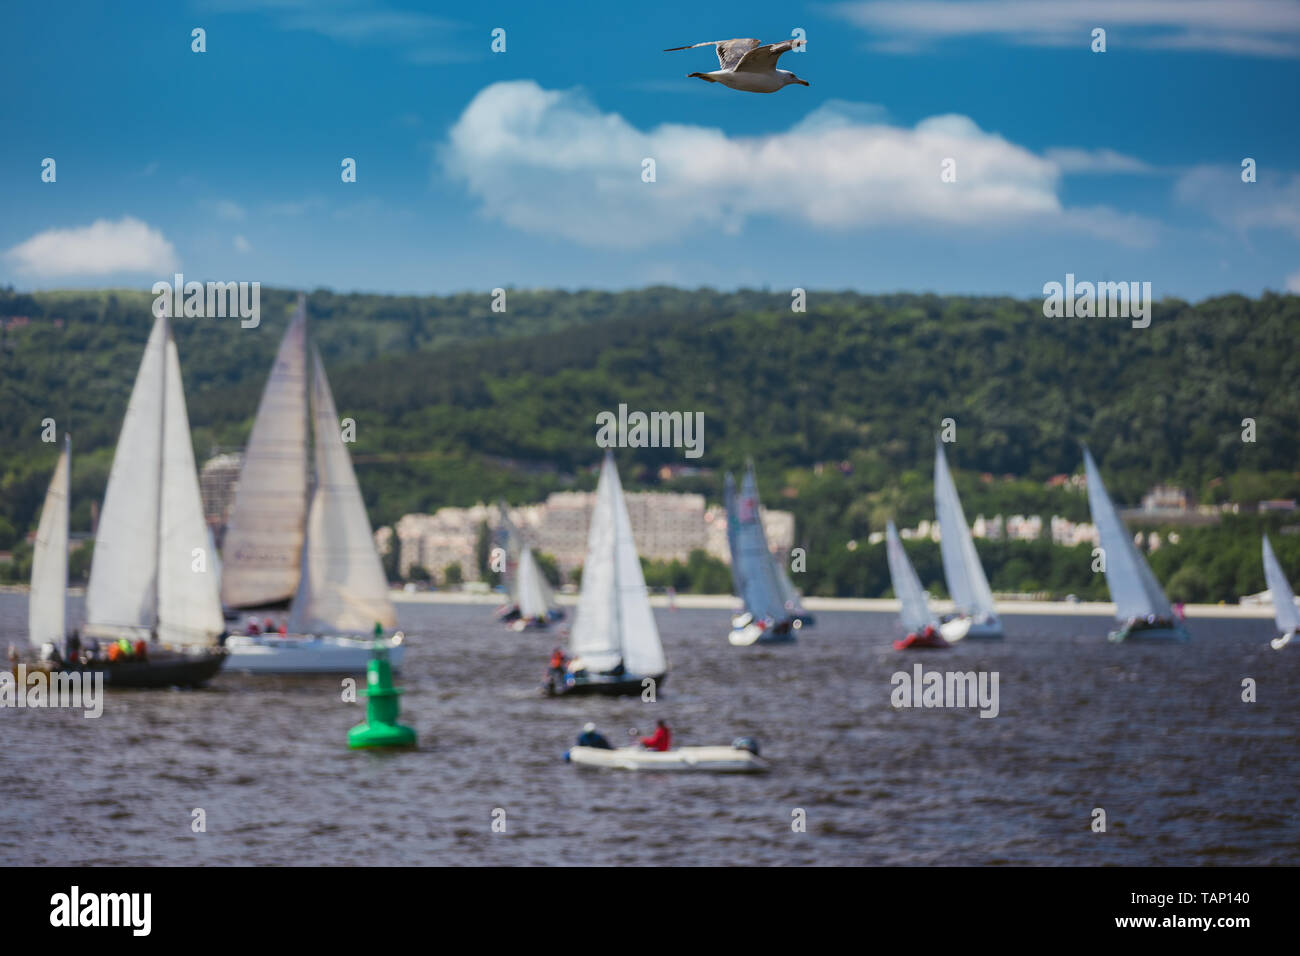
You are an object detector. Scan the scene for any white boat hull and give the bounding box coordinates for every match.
[567,745,768,773]
[1271,629,1296,650]
[940,615,1003,642]
[223,634,406,673]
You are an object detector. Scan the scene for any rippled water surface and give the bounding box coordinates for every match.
[2,593,1297,866]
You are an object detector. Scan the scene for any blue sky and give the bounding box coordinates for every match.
[1,0,1297,298]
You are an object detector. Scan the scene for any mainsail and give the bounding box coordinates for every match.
[730,465,788,622]
[516,546,552,619]
[28,437,70,647]
[220,299,309,608]
[934,441,996,618]
[723,473,745,600]
[287,348,396,635]
[495,500,523,602]
[1083,448,1173,621]
[1263,534,1300,633]
[570,453,666,676]
[886,520,936,633]
[85,316,224,645]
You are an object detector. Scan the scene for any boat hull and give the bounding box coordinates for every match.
[893,630,951,650]
[566,745,767,773]
[223,635,406,674]
[940,615,1003,642]
[1272,629,1296,650]
[1107,623,1190,643]
[57,649,228,688]
[546,672,665,697]
[728,618,798,646]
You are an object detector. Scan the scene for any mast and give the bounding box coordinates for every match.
[153,316,169,632]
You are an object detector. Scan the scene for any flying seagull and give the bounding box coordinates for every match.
[664,38,809,93]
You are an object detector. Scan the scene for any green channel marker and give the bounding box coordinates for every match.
[348,640,416,749]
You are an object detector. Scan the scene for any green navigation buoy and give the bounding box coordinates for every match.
[348,640,416,749]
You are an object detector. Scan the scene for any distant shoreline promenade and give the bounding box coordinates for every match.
[0,585,1273,619]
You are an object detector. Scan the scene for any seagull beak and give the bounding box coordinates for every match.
[797,79,810,86]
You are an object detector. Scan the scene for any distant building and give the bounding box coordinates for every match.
[1259,499,1297,513]
[394,491,794,583]
[1141,485,1190,513]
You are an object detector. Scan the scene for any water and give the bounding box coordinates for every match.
[2,594,1297,865]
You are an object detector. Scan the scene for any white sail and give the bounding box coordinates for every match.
[85,318,167,640]
[570,453,666,676]
[886,521,935,633]
[1083,448,1172,621]
[496,500,523,603]
[220,299,309,608]
[28,437,70,647]
[287,348,396,635]
[732,465,788,622]
[156,330,225,646]
[934,442,996,618]
[516,546,551,619]
[1263,534,1300,633]
[610,456,666,676]
[723,473,746,600]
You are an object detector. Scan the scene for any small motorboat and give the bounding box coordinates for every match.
[566,739,767,773]
[223,633,405,674]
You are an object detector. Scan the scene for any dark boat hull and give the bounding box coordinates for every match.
[893,631,950,650]
[546,672,666,697]
[71,650,228,688]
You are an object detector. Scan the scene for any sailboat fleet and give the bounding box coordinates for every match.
[18,296,1296,709]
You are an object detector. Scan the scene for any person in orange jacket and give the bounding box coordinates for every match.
[640,719,672,752]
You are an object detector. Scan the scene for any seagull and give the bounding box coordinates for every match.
[664,38,809,93]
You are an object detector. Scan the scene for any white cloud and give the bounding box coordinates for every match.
[831,0,1300,57]
[1175,165,1300,237]
[202,199,246,221]
[234,234,252,253]
[4,217,179,278]
[1043,148,1156,175]
[1287,271,1300,292]
[441,81,1156,249]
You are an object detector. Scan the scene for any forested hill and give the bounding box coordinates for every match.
[2,286,1298,601]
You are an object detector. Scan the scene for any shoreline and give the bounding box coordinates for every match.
[0,585,1275,619]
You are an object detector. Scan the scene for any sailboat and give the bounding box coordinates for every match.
[725,466,798,645]
[886,521,948,650]
[73,316,229,686]
[509,546,561,630]
[1262,534,1298,650]
[545,452,667,696]
[1083,447,1189,643]
[933,441,1002,641]
[28,437,70,653]
[222,297,404,673]
[494,503,562,628]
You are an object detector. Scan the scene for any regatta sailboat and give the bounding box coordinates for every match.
[74,315,229,686]
[1083,447,1189,643]
[934,441,1002,641]
[886,521,948,650]
[494,502,562,628]
[509,546,561,630]
[1262,534,1298,650]
[221,297,403,673]
[28,437,70,652]
[545,452,667,696]
[725,467,798,645]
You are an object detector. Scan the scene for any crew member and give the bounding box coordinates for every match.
[640,719,672,752]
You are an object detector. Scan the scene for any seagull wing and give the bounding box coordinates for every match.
[663,38,760,71]
[734,39,798,73]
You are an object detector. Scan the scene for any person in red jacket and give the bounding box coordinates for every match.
[640,719,672,752]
